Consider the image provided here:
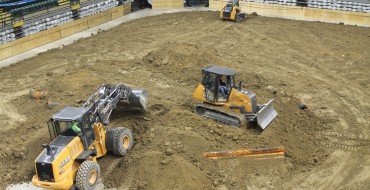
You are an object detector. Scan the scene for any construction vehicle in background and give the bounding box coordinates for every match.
[193,65,277,130]
[32,84,148,190]
[220,0,247,22]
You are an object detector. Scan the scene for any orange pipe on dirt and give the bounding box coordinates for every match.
[203,147,285,158]
[29,89,47,99]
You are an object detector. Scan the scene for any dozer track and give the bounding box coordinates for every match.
[195,103,246,127]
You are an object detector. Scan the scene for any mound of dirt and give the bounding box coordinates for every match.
[1,11,369,190]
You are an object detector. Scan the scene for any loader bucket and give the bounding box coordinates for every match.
[256,99,277,130]
[117,89,148,112]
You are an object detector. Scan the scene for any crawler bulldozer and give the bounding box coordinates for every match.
[220,0,247,22]
[32,84,148,190]
[193,65,277,129]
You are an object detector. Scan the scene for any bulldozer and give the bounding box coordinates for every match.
[220,0,247,22]
[193,65,277,129]
[32,84,148,190]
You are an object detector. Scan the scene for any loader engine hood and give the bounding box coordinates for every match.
[35,136,75,182]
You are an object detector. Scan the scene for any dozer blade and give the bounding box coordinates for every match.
[117,89,148,112]
[256,99,277,130]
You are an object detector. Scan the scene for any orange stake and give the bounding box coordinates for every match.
[203,147,285,158]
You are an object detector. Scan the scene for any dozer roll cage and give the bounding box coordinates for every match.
[201,65,244,102]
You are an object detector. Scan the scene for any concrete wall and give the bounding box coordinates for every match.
[210,0,370,27]
[0,3,131,61]
[152,0,184,9]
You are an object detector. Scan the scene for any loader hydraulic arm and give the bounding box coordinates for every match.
[83,85,126,125]
[82,84,147,125]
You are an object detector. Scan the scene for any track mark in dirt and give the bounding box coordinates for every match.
[320,142,365,152]
[320,131,368,140]
[319,131,370,152]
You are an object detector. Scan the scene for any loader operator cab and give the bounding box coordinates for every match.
[201,65,237,102]
[47,107,96,149]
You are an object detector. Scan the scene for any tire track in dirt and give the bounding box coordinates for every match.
[100,156,136,190]
[117,164,136,190]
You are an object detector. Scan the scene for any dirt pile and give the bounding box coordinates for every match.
[0,11,369,189]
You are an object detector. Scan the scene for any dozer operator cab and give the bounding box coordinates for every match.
[201,65,238,102]
[47,107,95,150]
[194,65,277,129]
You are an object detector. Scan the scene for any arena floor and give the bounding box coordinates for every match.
[1,10,370,190]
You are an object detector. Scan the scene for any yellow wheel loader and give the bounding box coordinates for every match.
[220,0,247,22]
[193,66,277,130]
[32,84,148,190]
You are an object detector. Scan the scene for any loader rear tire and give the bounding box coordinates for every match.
[113,127,133,156]
[76,160,100,190]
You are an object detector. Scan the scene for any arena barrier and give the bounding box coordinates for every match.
[0,3,131,60]
[152,0,184,9]
[210,0,370,27]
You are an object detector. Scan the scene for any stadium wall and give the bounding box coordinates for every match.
[210,0,370,27]
[0,3,131,60]
[152,0,184,9]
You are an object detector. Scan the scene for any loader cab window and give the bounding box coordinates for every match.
[202,73,217,102]
[48,120,83,139]
[48,120,57,141]
[60,121,82,136]
[81,115,95,147]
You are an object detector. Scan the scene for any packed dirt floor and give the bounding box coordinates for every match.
[0,11,369,190]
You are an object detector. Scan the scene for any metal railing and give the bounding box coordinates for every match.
[0,0,129,44]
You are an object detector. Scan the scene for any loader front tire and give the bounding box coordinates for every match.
[76,160,100,190]
[113,127,133,156]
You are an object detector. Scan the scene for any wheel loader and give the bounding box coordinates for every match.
[193,65,277,129]
[220,0,247,22]
[32,84,148,190]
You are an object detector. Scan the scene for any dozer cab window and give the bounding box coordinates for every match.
[202,73,217,102]
[229,76,235,88]
[218,76,233,102]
